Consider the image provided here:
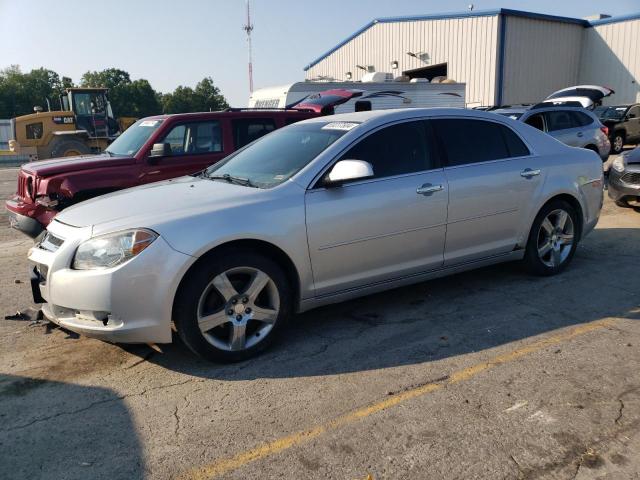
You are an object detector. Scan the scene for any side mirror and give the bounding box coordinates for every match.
[149,143,171,161]
[628,113,637,119]
[324,160,374,186]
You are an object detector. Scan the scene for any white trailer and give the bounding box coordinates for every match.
[248,81,466,112]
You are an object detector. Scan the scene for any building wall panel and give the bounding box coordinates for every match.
[579,19,640,104]
[305,16,500,107]
[501,17,583,105]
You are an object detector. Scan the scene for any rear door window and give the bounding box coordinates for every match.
[544,111,578,132]
[571,111,594,127]
[501,127,530,157]
[233,118,276,148]
[433,119,525,166]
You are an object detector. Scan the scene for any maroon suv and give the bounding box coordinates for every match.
[6,90,361,238]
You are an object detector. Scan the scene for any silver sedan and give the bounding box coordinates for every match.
[27,108,604,362]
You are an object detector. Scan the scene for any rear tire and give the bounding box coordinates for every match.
[615,199,630,208]
[174,249,292,363]
[611,132,625,155]
[523,200,579,276]
[46,138,91,159]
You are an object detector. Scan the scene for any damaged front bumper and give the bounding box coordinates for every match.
[5,198,57,239]
[28,220,193,344]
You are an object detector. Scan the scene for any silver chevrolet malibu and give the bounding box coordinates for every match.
[28,109,604,362]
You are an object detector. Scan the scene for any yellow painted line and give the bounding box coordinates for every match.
[180,319,612,480]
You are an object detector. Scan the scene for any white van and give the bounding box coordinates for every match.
[249,81,466,112]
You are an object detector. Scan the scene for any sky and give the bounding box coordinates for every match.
[1,0,639,106]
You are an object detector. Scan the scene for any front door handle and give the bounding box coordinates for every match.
[520,168,541,178]
[416,183,444,196]
[577,132,584,137]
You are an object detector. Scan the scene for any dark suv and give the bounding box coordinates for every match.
[6,90,364,238]
[594,104,640,154]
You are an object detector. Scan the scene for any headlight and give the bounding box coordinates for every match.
[73,229,158,270]
[611,155,626,173]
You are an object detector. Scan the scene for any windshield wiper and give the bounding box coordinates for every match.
[205,173,255,187]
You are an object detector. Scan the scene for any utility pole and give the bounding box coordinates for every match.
[243,0,254,93]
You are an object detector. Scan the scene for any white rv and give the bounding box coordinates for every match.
[248,80,466,112]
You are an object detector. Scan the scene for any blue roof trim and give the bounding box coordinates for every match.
[589,12,640,26]
[303,8,640,72]
[499,8,588,26]
[303,19,379,72]
[496,14,507,106]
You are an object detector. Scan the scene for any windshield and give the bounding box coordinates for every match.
[105,119,163,156]
[204,122,351,188]
[594,106,627,121]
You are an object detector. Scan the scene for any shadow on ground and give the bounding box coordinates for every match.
[116,226,640,381]
[0,374,144,480]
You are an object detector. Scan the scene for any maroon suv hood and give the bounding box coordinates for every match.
[22,154,136,177]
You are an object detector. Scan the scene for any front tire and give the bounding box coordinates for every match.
[523,200,579,276]
[615,199,630,208]
[174,249,292,362]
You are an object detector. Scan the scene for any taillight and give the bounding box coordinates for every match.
[600,126,609,136]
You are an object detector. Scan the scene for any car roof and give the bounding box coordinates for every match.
[299,107,516,125]
[531,106,596,113]
[597,104,633,108]
[491,107,528,114]
[141,109,313,122]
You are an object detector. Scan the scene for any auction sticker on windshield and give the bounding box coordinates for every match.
[140,120,160,127]
[321,122,359,131]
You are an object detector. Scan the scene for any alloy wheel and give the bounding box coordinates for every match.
[196,267,280,351]
[536,209,575,268]
[613,135,624,153]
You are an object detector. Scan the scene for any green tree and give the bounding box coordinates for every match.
[0,67,228,119]
[194,77,229,112]
[125,79,162,117]
[161,77,229,114]
[0,66,72,117]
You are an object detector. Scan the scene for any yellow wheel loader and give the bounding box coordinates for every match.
[7,88,135,161]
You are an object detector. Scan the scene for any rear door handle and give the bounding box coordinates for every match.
[520,168,541,178]
[577,132,584,137]
[416,183,444,196]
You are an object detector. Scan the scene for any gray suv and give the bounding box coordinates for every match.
[492,105,610,161]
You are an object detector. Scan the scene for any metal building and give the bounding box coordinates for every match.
[303,9,640,107]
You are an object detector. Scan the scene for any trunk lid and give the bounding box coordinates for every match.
[544,85,614,109]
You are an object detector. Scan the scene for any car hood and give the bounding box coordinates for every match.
[23,153,136,177]
[623,147,640,165]
[55,175,268,234]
